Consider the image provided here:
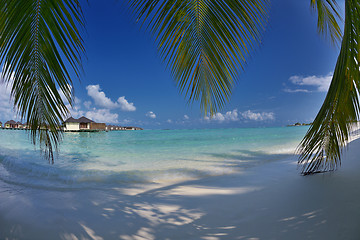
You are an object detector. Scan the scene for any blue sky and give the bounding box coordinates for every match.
[0,0,344,129]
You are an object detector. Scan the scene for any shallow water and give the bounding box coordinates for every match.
[0,127,308,189]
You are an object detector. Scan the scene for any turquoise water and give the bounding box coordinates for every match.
[0,127,308,189]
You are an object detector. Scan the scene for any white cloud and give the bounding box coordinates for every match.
[57,86,85,119]
[0,79,87,122]
[86,84,136,111]
[66,104,84,119]
[0,81,12,104]
[283,88,310,93]
[0,83,17,120]
[117,96,136,112]
[205,109,274,122]
[121,119,132,124]
[146,111,156,119]
[0,81,121,125]
[184,115,189,120]
[286,73,332,93]
[66,102,119,124]
[83,101,92,109]
[205,109,239,122]
[167,119,172,123]
[0,77,19,121]
[68,105,85,119]
[241,110,275,121]
[58,85,123,124]
[86,85,117,108]
[85,108,119,124]
[224,109,239,121]
[212,112,226,122]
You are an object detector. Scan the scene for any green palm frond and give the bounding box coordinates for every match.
[129,0,269,115]
[0,0,85,162]
[298,0,360,174]
[310,0,342,46]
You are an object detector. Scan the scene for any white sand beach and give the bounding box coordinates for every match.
[1,138,360,240]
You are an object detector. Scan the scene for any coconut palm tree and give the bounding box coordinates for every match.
[129,0,269,115]
[0,0,84,162]
[0,0,357,174]
[297,0,360,174]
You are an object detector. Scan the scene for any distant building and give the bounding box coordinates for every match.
[63,116,106,132]
[16,122,23,129]
[105,125,143,131]
[125,126,143,131]
[5,120,17,129]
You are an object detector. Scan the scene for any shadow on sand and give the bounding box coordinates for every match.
[1,147,360,239]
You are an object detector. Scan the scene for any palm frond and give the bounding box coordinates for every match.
[298,0,360,174]
[310,0,342,46]
[0,0,85,162]
[129,0,269,115]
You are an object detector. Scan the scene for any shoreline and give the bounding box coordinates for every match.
[1,138,360,239]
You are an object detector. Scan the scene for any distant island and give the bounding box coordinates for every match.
[287,122,312,127]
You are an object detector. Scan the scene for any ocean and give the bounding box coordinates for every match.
[0,127,308,189]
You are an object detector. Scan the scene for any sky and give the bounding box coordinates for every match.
[0,0,344,129]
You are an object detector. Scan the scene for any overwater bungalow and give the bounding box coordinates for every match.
[105,125,130,131]
[125,126,143,130]
[16,122,23,129]
[5,120,17,129]
[63,116,106,132]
